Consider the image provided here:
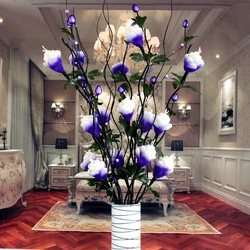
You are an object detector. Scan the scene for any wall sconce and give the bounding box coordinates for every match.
[177,104,192,120]
[51,102,65,118]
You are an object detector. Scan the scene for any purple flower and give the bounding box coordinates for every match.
[69,51,85,67]
[111,62,129,75]
[184,47,204,73]
[132,4,140,13]
[153,112,172,135]
[67,14,76,26]
[111,148,124,168]
[182,19,189,28]
[80,115,100,137]
[95,85,102,95]
[172,93,178,101]
[117,97,135,121]
[96,106,110,125]
[136,145,156,168]
[80,151,97,170]
[153,155,174,179]
[88,159,107,181]
[125,24,144,47]
[140,111,155,133]
[42,46,65,73]
[150,76,157,84]
[118,86,125,94]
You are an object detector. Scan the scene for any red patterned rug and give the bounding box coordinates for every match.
[32,201,221,234]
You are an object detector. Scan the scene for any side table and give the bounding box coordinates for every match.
[49,164,75,190]
[169,166,190,193]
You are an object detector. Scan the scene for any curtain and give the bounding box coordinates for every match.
[9,48,35,192]
[30,62,48,189]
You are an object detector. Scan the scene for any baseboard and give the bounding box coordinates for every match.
[202,184,250,215]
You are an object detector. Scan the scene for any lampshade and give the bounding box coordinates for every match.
[171,140,183,151]
[55,138,68,149]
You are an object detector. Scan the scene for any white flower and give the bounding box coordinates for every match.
[80,151,97,170]
[80,115,100,137]
[153,154,175,179]
[124,24,144,47]
[88,159,107,181]
[136,145,156,167]
[42,46,64,73]
[153,112,172,135]
[184,47,204,73]
[117,97,135,121]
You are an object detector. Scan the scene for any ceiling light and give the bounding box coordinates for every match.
[216,54,220,59]
[0,18,4,24]
[93,12,160,71]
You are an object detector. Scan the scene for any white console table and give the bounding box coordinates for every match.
[169,166,190,193]
[0,150,27,209]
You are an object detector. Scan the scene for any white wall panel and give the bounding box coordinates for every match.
[212,156,223,186]
[224,158,237,192]
[239,159,250,197]
[202,155,211,182]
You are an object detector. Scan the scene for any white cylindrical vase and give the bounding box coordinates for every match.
[111,203,141,250]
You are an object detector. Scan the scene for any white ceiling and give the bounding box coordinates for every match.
[0,0,250,79]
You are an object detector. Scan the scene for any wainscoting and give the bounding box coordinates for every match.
[201,148,250,215]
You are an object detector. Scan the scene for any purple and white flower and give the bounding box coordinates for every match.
[88,159,107,181]
[140,111,155,133]
[67,14,76,26]
[96,106,110,125]
[153,154,174,179]
[42,46,64,73]
[153,112,172,135]
[80,151,98,170]
[80,115,100,137]
[111,62,129,75]
[125,24,144,48]
[184,47,204,73]
[69,51,85,67]
[136,145,156,167]
[110,148,124,168]
[117,97,135,121]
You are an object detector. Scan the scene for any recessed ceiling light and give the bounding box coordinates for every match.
[216,54,220,59]
[0,18,3,24]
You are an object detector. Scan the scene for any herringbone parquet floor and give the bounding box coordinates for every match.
[0,190,250,250]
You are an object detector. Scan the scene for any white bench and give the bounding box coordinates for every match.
[68,171,175,216]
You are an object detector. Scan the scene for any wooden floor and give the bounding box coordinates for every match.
[0,190,250,250]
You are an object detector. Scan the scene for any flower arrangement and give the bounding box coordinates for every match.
[42,1,204,204]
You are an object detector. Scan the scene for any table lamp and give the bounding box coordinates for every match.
[55,138,68,165]
[171,140,183,167]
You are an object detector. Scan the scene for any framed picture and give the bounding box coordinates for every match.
[218,71,237,135]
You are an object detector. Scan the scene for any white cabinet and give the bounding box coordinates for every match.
[169,166,190,193]
[49,164,75,190]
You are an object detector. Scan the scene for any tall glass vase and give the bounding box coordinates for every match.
[111,203,141,250]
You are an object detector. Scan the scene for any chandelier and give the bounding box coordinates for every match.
[93,12,160,71]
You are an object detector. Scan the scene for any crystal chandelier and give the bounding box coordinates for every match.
[93,13,160,71]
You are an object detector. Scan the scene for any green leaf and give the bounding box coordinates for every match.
[151,54,169,64]
[166,107,176,117]
[184,36,197,45]
[112,72,126,83]
[184,85,201,94]
[60,27,74,39]
[129,72,141,83]
[143,84,154,97]
[130,53,144,62]
[88,69,102,80]
[131,15,147,28]
[155,146,164,157]
[149,188,160,198]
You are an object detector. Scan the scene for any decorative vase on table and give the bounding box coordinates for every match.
[42,1,204,248]
[112,203,141,250]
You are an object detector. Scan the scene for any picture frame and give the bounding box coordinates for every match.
[218,71,237,135]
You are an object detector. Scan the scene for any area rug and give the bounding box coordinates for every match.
[32,201,221,234]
